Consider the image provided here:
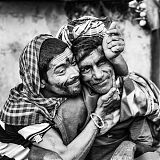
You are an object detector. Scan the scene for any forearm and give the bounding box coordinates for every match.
[62,119,98,160]
[33,118,99,160]
[28,145,63,160]
[109,54,128,76]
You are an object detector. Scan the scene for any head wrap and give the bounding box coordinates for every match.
[0,34,67,126]
[56,16,112,47]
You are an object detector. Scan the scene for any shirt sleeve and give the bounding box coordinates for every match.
[18,123,51,143]
[0,120,30,160]
[120,72,160,124]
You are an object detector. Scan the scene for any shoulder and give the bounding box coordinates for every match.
[121,72,152,94]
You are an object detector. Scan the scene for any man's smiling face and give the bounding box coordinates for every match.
[78,46,114,94]
[44,48,81,97]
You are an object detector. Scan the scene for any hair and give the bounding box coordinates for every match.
[71,36,103,63]
[39,38,68,81]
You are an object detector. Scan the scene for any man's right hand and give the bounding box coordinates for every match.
[95,75,120,119]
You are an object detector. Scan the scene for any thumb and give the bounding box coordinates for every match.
[101,87,116,101]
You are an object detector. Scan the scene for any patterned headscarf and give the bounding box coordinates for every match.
[56,16,112,47]
[0,34,67,126]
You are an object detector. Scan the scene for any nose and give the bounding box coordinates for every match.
[93,66,103,80]
[69,65,80,80]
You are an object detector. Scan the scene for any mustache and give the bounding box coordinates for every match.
[92,74,111,85]
[64,76,80,86]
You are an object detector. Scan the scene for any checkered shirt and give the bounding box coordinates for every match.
[0,34,67,126]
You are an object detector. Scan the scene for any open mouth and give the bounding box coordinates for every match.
[68,79,80,86]
[93,74,111,86]
[93,79,109,88]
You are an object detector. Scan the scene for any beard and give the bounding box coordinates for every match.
[64,81,81,96]
[43,76,81,98]
[54,77,81,96]
[62,76,82,96]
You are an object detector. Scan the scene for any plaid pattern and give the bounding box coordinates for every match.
[120,72,160,123]
[0,34,67,126]
[56,16,112,47]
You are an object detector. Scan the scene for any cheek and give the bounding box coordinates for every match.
[48,75,65,86]
[102,65,113,74]
[56,77,67,86]
[81,73,92,83]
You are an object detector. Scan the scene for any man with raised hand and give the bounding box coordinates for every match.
[56,16,160,159]
[0,31,126,160]
[23,16,160,160]
[28,16,160,160]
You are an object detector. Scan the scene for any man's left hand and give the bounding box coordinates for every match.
[97,75,120,115]
[102,22,124,60]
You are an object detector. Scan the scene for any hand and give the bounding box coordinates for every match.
[102,22,125,60]
[95,75,120,119]
[98,109,120,136]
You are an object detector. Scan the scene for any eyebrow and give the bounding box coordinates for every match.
[49,62,66,71]
[80,63,91,69]
[98,55,105,62]
[50,54,74,71]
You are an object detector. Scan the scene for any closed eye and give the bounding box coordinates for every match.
[54,66,66,75]
[71,60,77,66]
[97,59,106,67]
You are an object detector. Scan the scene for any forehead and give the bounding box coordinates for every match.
[49,48,73,67]
[79,46,104,66]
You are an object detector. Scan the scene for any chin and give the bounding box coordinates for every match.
[68,85,81,96]
[92,85,112,94]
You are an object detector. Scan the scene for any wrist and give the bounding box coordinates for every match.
[108,54,121,63]
[90,113,104,129]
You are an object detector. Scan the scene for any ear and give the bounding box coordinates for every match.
[40,79,46,88]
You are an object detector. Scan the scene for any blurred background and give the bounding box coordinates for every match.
[0,0,159,107]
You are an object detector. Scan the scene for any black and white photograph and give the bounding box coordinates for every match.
[0,0,160,160]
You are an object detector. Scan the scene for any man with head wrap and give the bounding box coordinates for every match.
[55,16,160,159]
[0,34,79,159]
[1,16,160,160]
[24,16,160,160]
[0,29,127,160]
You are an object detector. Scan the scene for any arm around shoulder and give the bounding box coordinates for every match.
[30,119,99,160]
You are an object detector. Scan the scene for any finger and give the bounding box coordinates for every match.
[107,29,120,35]
[107,41,124,49]
[112,74,116,89]
[101,87,116,101]
[102,34,109,48]
[102,92,119,106]
[106,36,124,45]
[111,46,124,52]
[111,35,124,42]
[103,100,120,114]
[106,35,112,43]
[112,92,119,100]
[113,91,120,102]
